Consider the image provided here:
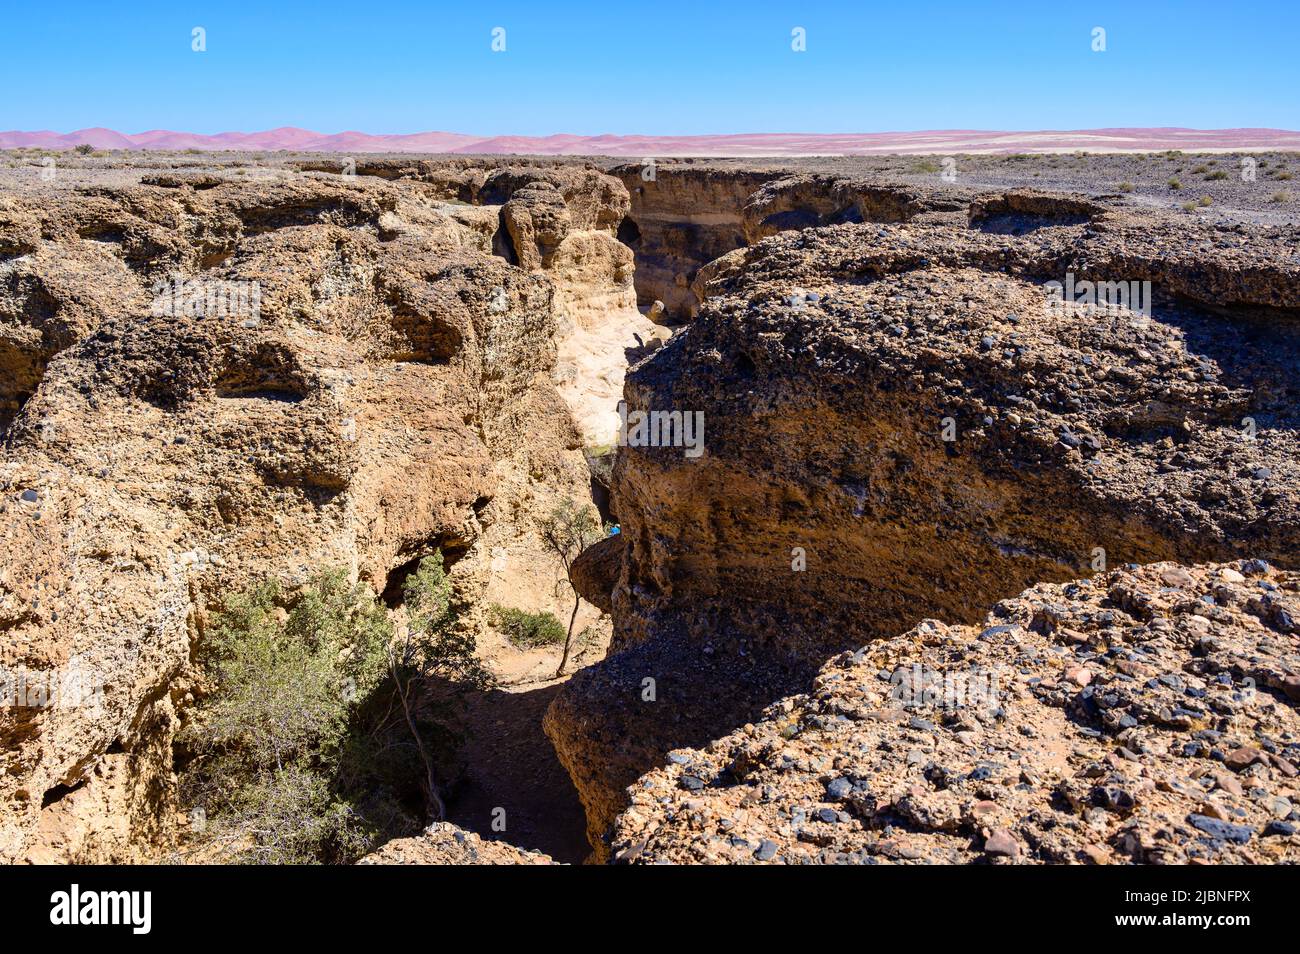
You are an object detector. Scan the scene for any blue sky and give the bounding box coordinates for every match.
[1,0,1296,134]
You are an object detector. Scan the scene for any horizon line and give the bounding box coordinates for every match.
[4,126,1300,157]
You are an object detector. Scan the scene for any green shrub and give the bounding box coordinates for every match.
[1167,178,1182,190]
[73,143,94,155]
[179,554,491,864]
[1117,181,1134,192]
[490,604,567,648]
[179,570,390,863]
[1204,170,1228,181]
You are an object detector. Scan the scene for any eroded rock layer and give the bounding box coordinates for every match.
[4,157,1300,866]
[611,562,1300,864]
[547,190,1300,859]
[0,162,637,861]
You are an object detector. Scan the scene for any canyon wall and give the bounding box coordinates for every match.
[4,159,1299,865]
[547,186,1300,858]
[0,162,636,861]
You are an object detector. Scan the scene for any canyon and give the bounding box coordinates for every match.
[1,149,1297,864]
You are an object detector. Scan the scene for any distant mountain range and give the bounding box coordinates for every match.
[3,127,1299,155]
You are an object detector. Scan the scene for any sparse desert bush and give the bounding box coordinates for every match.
[912,159,941,174]
[489,605,567,648]
[1117,181,1134,192]
[179,553,489,864]
[73,143,95,155]
[178,570,390,863]
[1204,170,1228,180]
[1181,201,1198,211]
[1168,178,1182,190]
[1275,170,1293,180]
[1271,191,1290,203]
[1197,196,1213,207]
[1192,164,1209,174]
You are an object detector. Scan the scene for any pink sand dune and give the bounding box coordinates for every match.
[2,127,1298,155]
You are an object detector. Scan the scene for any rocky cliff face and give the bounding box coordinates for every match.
[0,162,639,861]
[611,164,974,321]
[611,561,1300,864]
[609,166,779,319]
[4,157,1298,867]
[546,184,1300,859]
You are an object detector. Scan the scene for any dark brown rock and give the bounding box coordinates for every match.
[569,533,624,614]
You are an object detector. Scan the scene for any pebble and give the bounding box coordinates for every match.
[984,829,1020,858]
[1224,745,1261,772]
[1064,666,1092,687]
[825,778,853,800]
[1082,844,1110,864]
[1265,796,1292,818]
[1199,800,1230,821]
[1213,773,1243,796]
[1188,813,1254,844]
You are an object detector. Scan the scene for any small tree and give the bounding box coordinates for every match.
[539,499,603,677]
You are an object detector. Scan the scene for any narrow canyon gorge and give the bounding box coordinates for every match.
[1,154,1297,865]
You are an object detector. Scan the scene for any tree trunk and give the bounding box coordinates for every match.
[555,592,582,678]
[393,659,446,822]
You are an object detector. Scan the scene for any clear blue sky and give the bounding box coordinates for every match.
[1,0,1295,134]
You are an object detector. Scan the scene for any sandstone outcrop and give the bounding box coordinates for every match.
[611,164,973,319]
[739,174,958,242]
[0,169,594,861]
[612,561,1300,864]
[547,194,1300,858]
